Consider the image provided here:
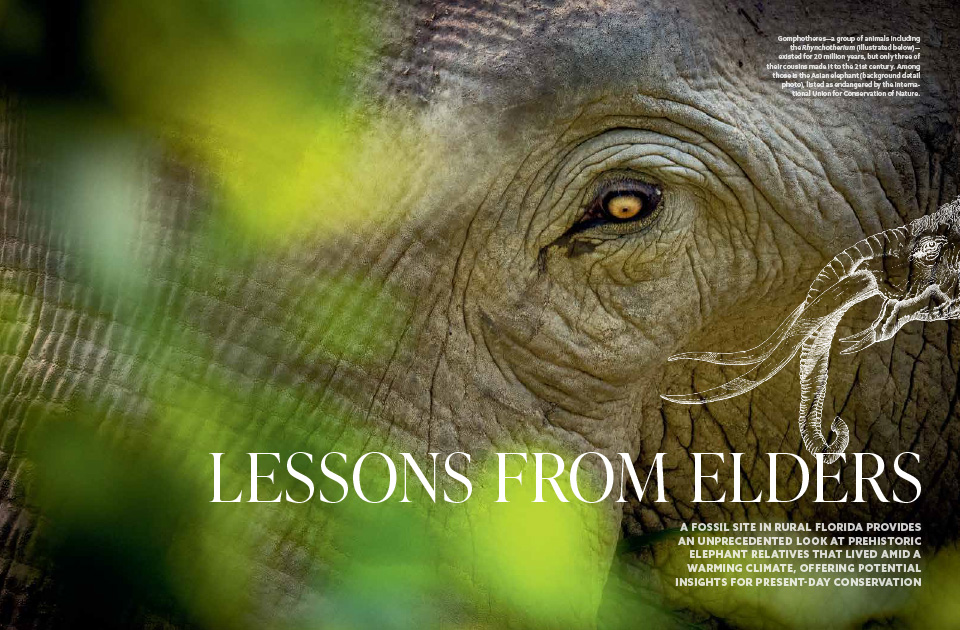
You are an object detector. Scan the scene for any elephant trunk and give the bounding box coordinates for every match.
[668,226,909,372]
[796,267,884,463]
[795,227,908,462]
[797,311,851,463]
[664,213,956,463]
[664,231,894,461]
[661,268,881,404]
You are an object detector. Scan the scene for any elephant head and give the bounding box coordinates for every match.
[663,197,960,463]
[1,0,960,628]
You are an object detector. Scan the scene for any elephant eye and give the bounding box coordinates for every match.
[574,179,662,232]
[912,236,947,264]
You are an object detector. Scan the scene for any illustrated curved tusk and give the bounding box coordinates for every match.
[668,303,806,366]
[662,196,960,462]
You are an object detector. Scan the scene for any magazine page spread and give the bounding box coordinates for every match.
[0,1,957,628]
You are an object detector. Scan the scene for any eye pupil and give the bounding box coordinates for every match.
[605,194,644,220]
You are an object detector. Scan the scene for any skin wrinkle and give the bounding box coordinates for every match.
[359,300,420,427]
[468,131,688,396]
[521,103,757,244]
[628,103,783,238]
[901,133,927,221]
[358,140,493,445]
[479,313,609,444]
[527,132,634,241]
[532,131,744,294]
[5,271,73,486]
[536,142,640,244]
[515,106,598,251]
[495,309,620,403]
[875,134,921,228]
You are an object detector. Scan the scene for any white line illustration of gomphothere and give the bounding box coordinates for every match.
[662,197,960,463]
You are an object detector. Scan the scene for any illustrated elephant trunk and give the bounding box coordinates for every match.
[662,226,912,462]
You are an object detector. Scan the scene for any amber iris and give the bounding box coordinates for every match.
[604,194,645,220]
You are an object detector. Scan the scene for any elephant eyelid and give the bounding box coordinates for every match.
[570,178,662,233]
[539,178,664,264]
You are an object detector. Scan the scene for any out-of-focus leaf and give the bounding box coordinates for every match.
[87,0,378,240]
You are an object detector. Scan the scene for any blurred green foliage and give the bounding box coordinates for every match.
[25,405,630,629]
[5,0,393,243]
[88,0,383,239]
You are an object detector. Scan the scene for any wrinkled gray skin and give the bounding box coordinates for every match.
[2,0,960,628]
